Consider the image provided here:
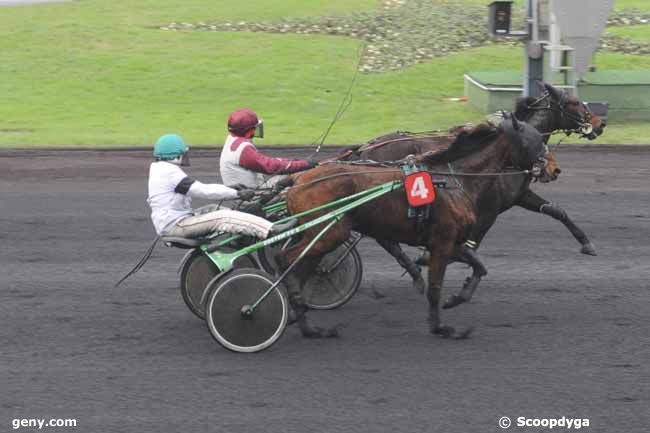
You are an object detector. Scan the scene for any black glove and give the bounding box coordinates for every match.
[230,183,248,191]
[273,176,294,192]
[237,189,256,201]
[258,191,276,204]
[306,158,319,169]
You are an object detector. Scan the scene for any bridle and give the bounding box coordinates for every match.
[524,91,594,137]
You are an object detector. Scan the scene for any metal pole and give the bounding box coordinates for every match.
[524,0,544,97]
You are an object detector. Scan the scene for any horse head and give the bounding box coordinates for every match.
[514,82,605,140]
[502,114,560,183]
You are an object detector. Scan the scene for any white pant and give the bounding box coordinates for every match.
[165,209,272,239]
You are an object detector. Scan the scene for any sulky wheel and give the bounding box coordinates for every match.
[179,248,258,320]
[257,237,294,276]
[204,268,288,353]
[303,241,363,310]
[258,237,363,310]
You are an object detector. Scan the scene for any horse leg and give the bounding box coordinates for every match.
[415,239,488,308]
[375,239,426,293]
[427,239,472,339]
[283,256,340,338]
[278,224,350,338]
[415,250,431,267]
[516,189,596,256]
[442,243,488,309]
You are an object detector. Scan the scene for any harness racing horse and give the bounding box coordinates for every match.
[281,116,553,339]
[336,82,605,308]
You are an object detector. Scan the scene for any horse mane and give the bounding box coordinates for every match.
[365,131,411,146]
[514,96,538,121]
[418,122,500,165]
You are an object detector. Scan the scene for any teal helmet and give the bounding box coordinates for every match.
[153,134,188,160]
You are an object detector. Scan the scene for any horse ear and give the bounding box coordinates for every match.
[514,97,536,120]
[543,82,562,100]
[510,112,520,131]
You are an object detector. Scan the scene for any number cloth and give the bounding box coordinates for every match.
[404,172,436,207]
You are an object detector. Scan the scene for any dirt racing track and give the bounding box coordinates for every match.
[1,147,649,432]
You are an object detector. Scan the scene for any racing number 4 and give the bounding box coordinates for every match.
[404,172,436,207]
[410,176,429,199]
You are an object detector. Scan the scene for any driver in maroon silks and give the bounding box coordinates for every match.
[219,108,317,190]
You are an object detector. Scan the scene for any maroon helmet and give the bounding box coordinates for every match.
[227,108,262,137]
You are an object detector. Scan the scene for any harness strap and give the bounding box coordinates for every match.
[447,162,462,189]
[358,132,453,154]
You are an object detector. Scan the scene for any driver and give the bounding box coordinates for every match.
[147,133,296,239]
[219,108,317,189]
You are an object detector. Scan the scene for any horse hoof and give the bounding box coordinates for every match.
[433,325,455,338]
[287,308,298,326]
[325,324,343,338]
[301,326,326,339]
[413,278,426,294]
[581,243,597,256]
[443,295,466,309]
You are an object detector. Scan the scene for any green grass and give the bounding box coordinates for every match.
[0,0,378,146]
[1,0,649,146]
[614,0,650,10]
[607,25,650,41]
[594,51,650,69]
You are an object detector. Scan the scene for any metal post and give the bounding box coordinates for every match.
[524,0,544,97]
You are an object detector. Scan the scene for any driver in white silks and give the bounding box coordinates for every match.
[148,133,296,240]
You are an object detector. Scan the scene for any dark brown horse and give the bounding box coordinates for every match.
[334,82,605,308]
[281,117,552,339]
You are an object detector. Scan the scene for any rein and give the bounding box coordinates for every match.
[359,131,453,153]
[321,130,455,164]
[289,162,532,191]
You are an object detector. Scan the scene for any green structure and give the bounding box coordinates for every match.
[464,70,650,121]
[476,0,650,121]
